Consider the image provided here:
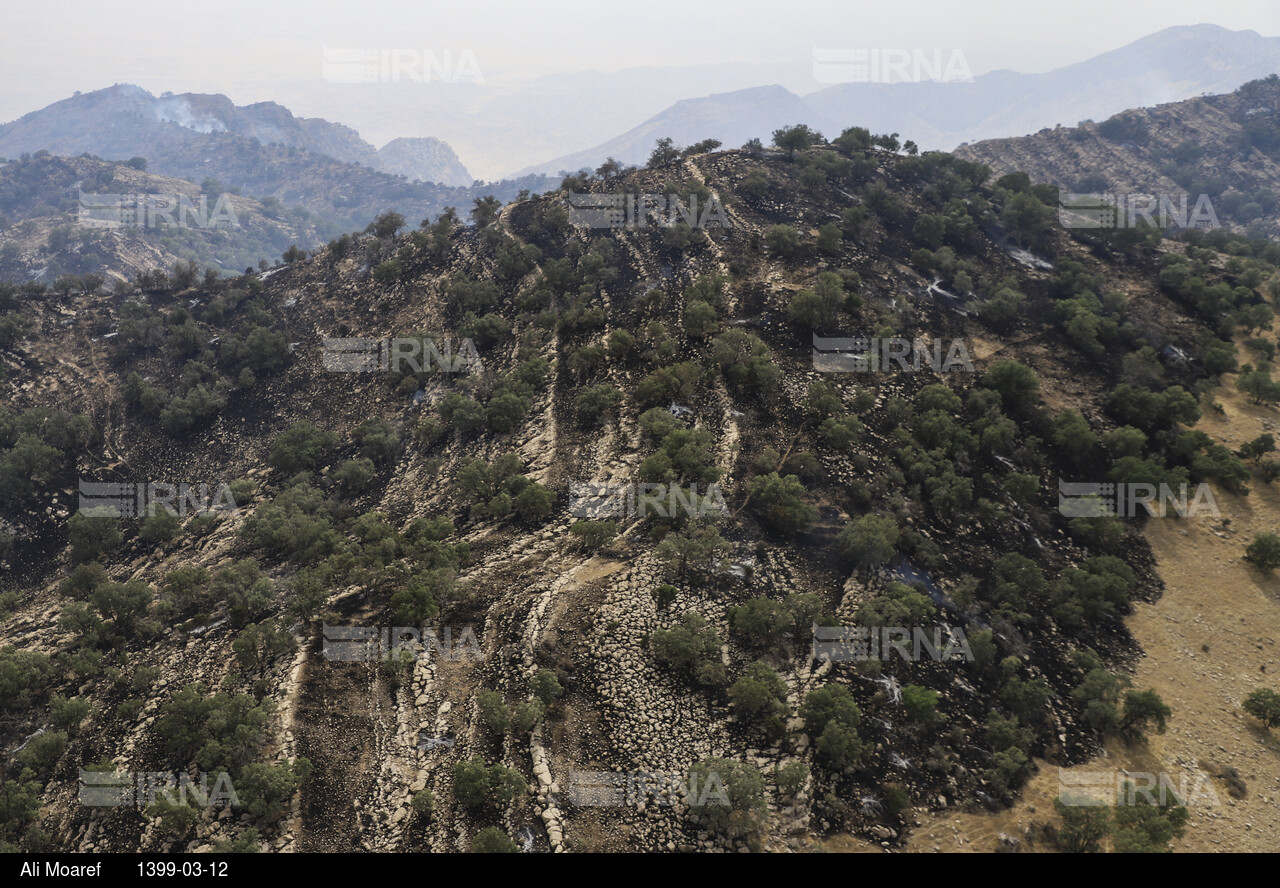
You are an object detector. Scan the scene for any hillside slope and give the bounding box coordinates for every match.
[2,140,1278,853]
[956,76,1280,238]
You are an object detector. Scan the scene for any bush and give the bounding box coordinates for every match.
[268,421,338,475]
[650,612,725,686]
[575,385,623,425]
[212,560,274,628]
[240,481,341,563]
[1243,688,1280,728]
[838,514,899,569]
[451,757,525,811]
[477,691,510,735]
[765,225,801,258]
[855,582,934,628]
[0,647,56,711]
[68,509,121,563]
[153,683,275,774]
[729,661,788,722]
[568,520,617,550]
[471,826,519,853]
[749,473,816,535]
[139,508,181,545]
[531,669,564,706]
[90,579,153,637]
[411,789,436,818]
[16,730,67,776]
[686,757,766,838]
[776,761,809,797]
[232,619,296,672]
[1246,532,1280,571]
[235,759,312,822]
[902,685,939,723]
[981,360,1039,408]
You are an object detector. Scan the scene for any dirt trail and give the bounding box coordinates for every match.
[902,374,1280,852]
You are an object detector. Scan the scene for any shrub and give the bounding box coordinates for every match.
[530,669,564,706]
[729,662,788,721]
[477,691,510,735]
[235,759,312,822]
[268,421,338,475]
[139,508,182,545]
[452,758,525,811]
[1246,532,1280,571]
[650,612,725,686]
[765,225,801,258]
[1243,688,1280,728]
[686,757,766,838]
[749,473,816,535]
[838,514,899,569]
[902,685,939,723]
[153,683,275,774]
[471,827,518,853]
[568,520,617,550]
[68,509,121,563]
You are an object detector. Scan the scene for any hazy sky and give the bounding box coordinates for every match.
[2,0,1277,122]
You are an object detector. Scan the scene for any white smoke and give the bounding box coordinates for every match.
[153,97,227,135]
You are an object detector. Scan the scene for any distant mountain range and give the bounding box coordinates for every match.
[514,24,1280,178]
[0,85,474,187]
[0,85,557,238]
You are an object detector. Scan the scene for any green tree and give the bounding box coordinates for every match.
[471,827,519,852]
[771,124,823,157]
[765,225,801,258]
[139,508,181,545]
[837,514,899,570]
[235,759,312,822]
[530,669,564,706]
[477,691,510,735]
[68,509,121,563]
[1243,688,1280,728]
[470,196,501,228]
[902,685,939,723]
[1246,532,1280,570]
[686,757,766,838]
[749,472,816,535]
[1111,788,1189,853]
[1121,689,1171,739]
[982,360,1039,407]
[650,612,725,686]
[268,421,338,475]
[729,661,788,722]
[1053,797,1113,853]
